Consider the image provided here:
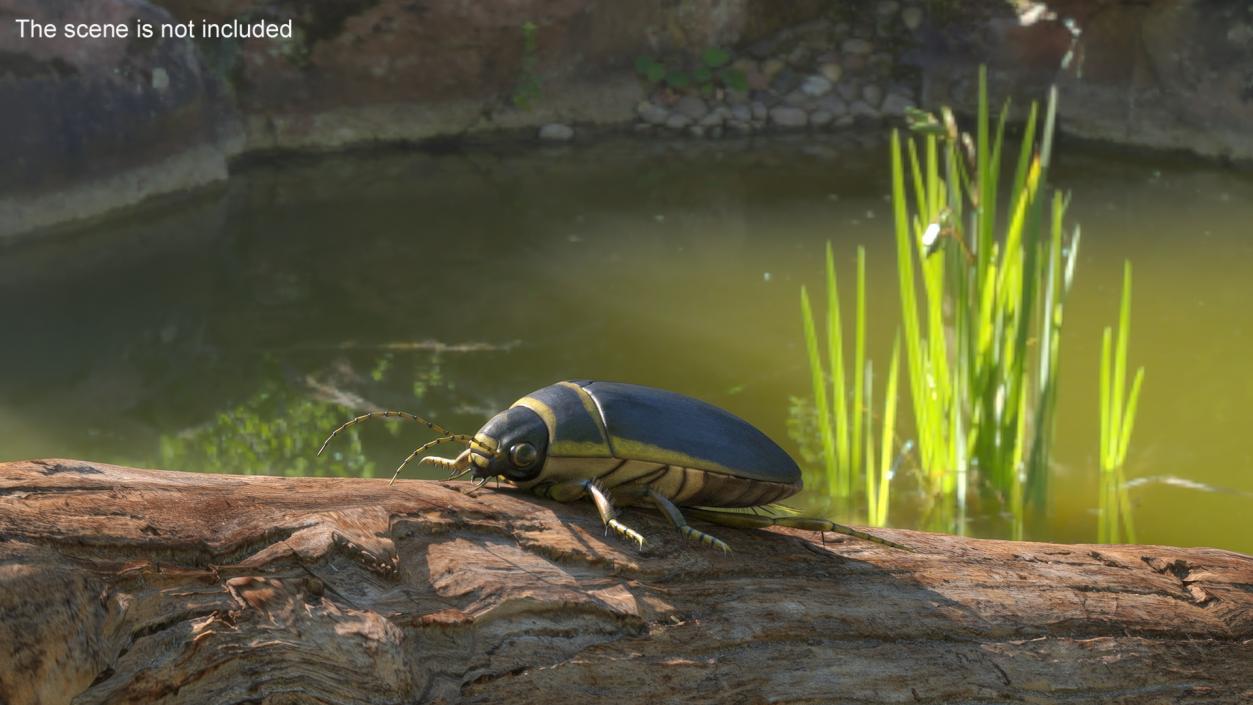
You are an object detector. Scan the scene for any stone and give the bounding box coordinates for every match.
[842,38,873,55]
[151,68,170,92]
[688,126,705,138]
[819,63,843,84]
[814,94,850,116]
[761,58,786,81]
[868,52,894,74]
[836,115,856,128]
[675,95,708,121]
[801,75,833,97]
[836,81,860,102]
[881,92,914,116]
[538,123,574,141]
[810,110,834,127]
[770,69,801,94]
[849,101,880,119]
[862,84,884,107]
[876,0,900,15]
[902,6,924,31]
[783,90,812,107]
[636,101,670,126]
[665,114,692,130]
[769,106,808,128]
[727,120,753,134]
[751,101,769,121]
[730,104,752,122]
[786,45,812,69]
[699,108,727,128]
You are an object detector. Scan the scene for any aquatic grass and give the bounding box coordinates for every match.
[891,67,1081,537]
[794,244,901,526]
[1098,262,1144,543]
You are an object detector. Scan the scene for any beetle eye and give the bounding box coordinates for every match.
[509,442,538,469]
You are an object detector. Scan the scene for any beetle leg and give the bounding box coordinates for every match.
[541,479,645,549]
[647,489,730,553]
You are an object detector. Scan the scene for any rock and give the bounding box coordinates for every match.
[862,84,884,106]
[868,52,894,74]
[801,75,833,97]
[750,101,769,121]
[151,68,170,92]
[675,95,708,121]
[881,92,913,116]
[810,110,834,127]
[727,120,753,134]
[538,123,575,141]
[688,125,705,138]
[850,100,880,119]
[819,62,843,84]
[636,101,670,125]
[761,58,786,81]
[730,104,753,122]
[0,0,240,238]
[708,125,724,139]
[665,114,693,130]
[902,6,924,31]
[783,90,812,107]
[745,68,771,92]
[769,106,808,128]
[842,38,874,55]
[876,0,900,15]
[786,45,812,69]
[836,115,856,128]
[836,81,861,102]
[770,68,802,94]
[699,108,728,128]
[814,94,850,116]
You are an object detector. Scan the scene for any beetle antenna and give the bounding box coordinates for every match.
[388,436,473,485]
[318,410,487,457]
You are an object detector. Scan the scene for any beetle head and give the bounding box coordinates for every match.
[470,406,548,483]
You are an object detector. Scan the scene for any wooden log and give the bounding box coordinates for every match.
[1,459,1250,705]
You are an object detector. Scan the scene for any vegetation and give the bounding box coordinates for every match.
[795,68,1143,542]
[1098,262,1145,543]
[512,21,542,110]
[634,48,748,96]
[790,245,901,527]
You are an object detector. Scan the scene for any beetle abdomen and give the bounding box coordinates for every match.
[537,456,801,508]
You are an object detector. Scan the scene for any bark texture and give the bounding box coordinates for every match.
[0,459,1250,705]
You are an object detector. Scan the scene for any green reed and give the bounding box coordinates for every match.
[1098,261,1144,543]
[796,244,901,526]
[890,67,1081,537]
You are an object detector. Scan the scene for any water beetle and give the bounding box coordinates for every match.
[319,380,909,552]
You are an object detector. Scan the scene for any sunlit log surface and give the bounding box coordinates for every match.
[1,459,1250,705]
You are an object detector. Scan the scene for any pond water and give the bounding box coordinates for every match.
[2,133,1250,553]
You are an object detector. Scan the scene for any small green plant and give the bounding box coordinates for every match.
[634,47,747,96]
[1097,261,1145,543]
[790,244,901,526]
[891,67,1080,538]
[512,21,542,110]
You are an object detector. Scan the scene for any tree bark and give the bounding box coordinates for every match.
[0,459,1249,705]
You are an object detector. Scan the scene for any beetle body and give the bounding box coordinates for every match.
[321,380,909,553]
[471,380,802,508]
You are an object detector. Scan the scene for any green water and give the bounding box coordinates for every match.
[2,134,1250,553]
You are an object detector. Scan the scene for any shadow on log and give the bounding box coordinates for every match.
[1,459,1250,704]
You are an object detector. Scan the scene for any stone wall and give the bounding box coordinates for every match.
[2,0,1251,238]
